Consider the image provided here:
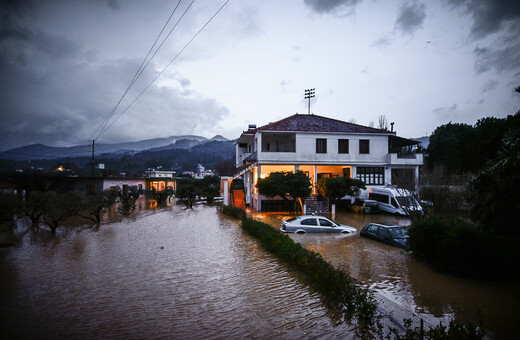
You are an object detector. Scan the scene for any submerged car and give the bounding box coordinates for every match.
[281,215,357,234]
[360,222,409,249]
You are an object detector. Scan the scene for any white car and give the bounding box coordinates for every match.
[280,215,357,234]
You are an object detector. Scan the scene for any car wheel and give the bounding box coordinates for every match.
[296,230,305,234]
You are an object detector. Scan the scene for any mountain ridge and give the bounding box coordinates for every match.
[0,134,230,161]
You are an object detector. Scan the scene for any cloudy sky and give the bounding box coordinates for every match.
[1,0,519,151]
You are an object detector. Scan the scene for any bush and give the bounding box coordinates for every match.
[408,216,520,278]
[419,186,466,216]
[241,218,378,329]
[219,205,246,220]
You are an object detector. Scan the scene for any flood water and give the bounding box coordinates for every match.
[0,204,356,339]
[2,205,519,339]
[255,211,520,339]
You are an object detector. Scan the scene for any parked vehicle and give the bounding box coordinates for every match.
[281,215,357,234]
[362,200,380,214]
[366,186,422,216]
[360,222,409,249]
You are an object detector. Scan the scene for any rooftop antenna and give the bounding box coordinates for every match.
[304,88,315,114]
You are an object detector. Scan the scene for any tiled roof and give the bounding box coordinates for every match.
[244,114,391,134]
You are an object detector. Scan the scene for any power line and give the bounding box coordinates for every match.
[91,0,184,140]
[96,0,231,140]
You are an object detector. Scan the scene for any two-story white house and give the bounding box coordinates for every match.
[234,113,423,211]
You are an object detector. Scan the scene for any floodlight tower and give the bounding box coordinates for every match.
[304,88,315,114]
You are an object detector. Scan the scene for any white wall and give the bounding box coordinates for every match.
[257,132,390,164]
[102,179,146,191]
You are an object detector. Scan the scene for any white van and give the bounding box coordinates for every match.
[365,186,422,216]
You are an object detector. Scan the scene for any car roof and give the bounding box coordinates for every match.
[366,222,402,228]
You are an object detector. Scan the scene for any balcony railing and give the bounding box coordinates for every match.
[388,153,424,165]
[236,152,257,167]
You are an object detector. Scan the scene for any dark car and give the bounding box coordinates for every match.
[360,222,409,249]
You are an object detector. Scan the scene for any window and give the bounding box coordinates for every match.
[301,218,318,226]
[316,138,327,153]
[319,219,334,226]
[359,139,370,154]
[357,167,385,185]
[343,168,351,178]
[379,228,391,238]
[366,225,379,234]
[338,139,349,154]
[369,193,389,204]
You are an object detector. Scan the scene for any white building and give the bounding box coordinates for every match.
[144,169,176,178]
[234,113,423,211]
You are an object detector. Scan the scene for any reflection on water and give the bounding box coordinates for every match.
[255,211,520,339]
[0,205,357,339]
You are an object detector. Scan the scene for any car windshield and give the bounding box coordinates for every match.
[286,217,298,222]
[396,196,415,207]
[389,227,408,238]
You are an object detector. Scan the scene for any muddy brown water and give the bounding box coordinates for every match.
[1,204,518,339]
[0,204,356,339]
[255,211,520,339]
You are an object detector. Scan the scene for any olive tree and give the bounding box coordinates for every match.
[78,189,119,224]
[176,178,198,209]
[318,177,365,216]
[256,171,312,213]
[41,191,85,234]
[117,186,140,216]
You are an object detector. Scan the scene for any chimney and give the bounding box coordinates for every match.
[248,124,257,129]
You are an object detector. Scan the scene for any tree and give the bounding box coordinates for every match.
[21,191,46,226]
[378,115,390,130]
[467,130,520,237]
[41,191,85,234]
[198,175,220,203]
[176,177,198,208]
[78,189,119,224]
[117,186,140,216]
[148,187,174,206]
[318,177,366,205]
[256,171,312,213]
[426,122,476,174]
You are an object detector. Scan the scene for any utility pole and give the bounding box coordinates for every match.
[91,139,95,177]
[304,88,315,114]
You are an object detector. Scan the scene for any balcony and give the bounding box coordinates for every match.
[236,152,257,168]
[388,152,423,165]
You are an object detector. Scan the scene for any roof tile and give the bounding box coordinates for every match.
[254,114,390,134]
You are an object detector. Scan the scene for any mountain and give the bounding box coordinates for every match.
[0,135,214,161]
[210,135,228,142]
[411,136,430,149]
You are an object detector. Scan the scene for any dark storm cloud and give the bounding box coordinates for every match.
[448,0,520,39]
[448,0,520,74]
[0,0,231,151]
[303,0,363,14]
[394,1,427,35]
